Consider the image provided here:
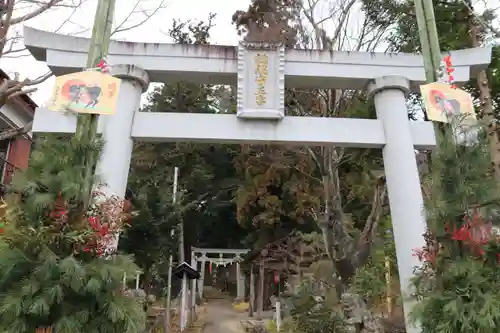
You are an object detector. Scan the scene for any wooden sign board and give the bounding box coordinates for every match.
[47,71,121,115]
[420,82,476,124]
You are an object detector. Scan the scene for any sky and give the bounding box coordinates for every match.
[0,0,498,107]
[0,0,251,105]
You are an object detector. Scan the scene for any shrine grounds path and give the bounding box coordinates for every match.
[203,298,246,333]
[201,286,274,333]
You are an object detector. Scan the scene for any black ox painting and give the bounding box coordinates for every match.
[420,82,476,124]
[47,71,121,115]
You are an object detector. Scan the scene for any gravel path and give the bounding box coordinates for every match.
[203,299,246,333]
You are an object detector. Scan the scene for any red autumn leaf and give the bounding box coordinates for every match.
[451,226,471,241]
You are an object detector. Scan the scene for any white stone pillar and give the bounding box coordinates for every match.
[275,301,281,331]
[97,65,149,250]
[190,252,197,323]
[368,76,426,333]
[198,255,206,299]
[135,272,140,290]
[98,65,149,197]
[236,261,242,300]
[241,272,246,300]
[249,267,255,317]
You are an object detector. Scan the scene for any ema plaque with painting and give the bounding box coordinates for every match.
[47,71,121,115]
[420,82,476,124]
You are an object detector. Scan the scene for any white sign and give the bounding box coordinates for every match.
[237,42,285,119]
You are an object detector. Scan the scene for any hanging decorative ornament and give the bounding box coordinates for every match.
[96,58,110,74]
[421,54,475,123]
[274,270,280,285]
[443,55,456,89]
[0,222,4,233]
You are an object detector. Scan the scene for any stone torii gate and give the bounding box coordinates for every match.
[191,247,250,300]
[24,26,491,333]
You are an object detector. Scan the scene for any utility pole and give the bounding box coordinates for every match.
[75,0,117,206]
[164,167,179,333]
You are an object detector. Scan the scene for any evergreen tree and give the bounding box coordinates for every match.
[0,133,146,333]
[360,1,500,330]
[411,120,500,332]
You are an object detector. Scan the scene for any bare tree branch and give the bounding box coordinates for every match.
[112,0,167,35]
[111,0,140,35]
[53,0,90,33]
[0,69,52,140]
[10,0,75,25]
[291,0,393,287]
[0,0,16,53]
[0,0,165,142]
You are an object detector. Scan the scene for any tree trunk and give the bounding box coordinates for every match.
[467,6,500,184]
[320,169,386,332]
[249,265,255,317]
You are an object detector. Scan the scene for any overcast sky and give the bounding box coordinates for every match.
[0,0,251,105]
